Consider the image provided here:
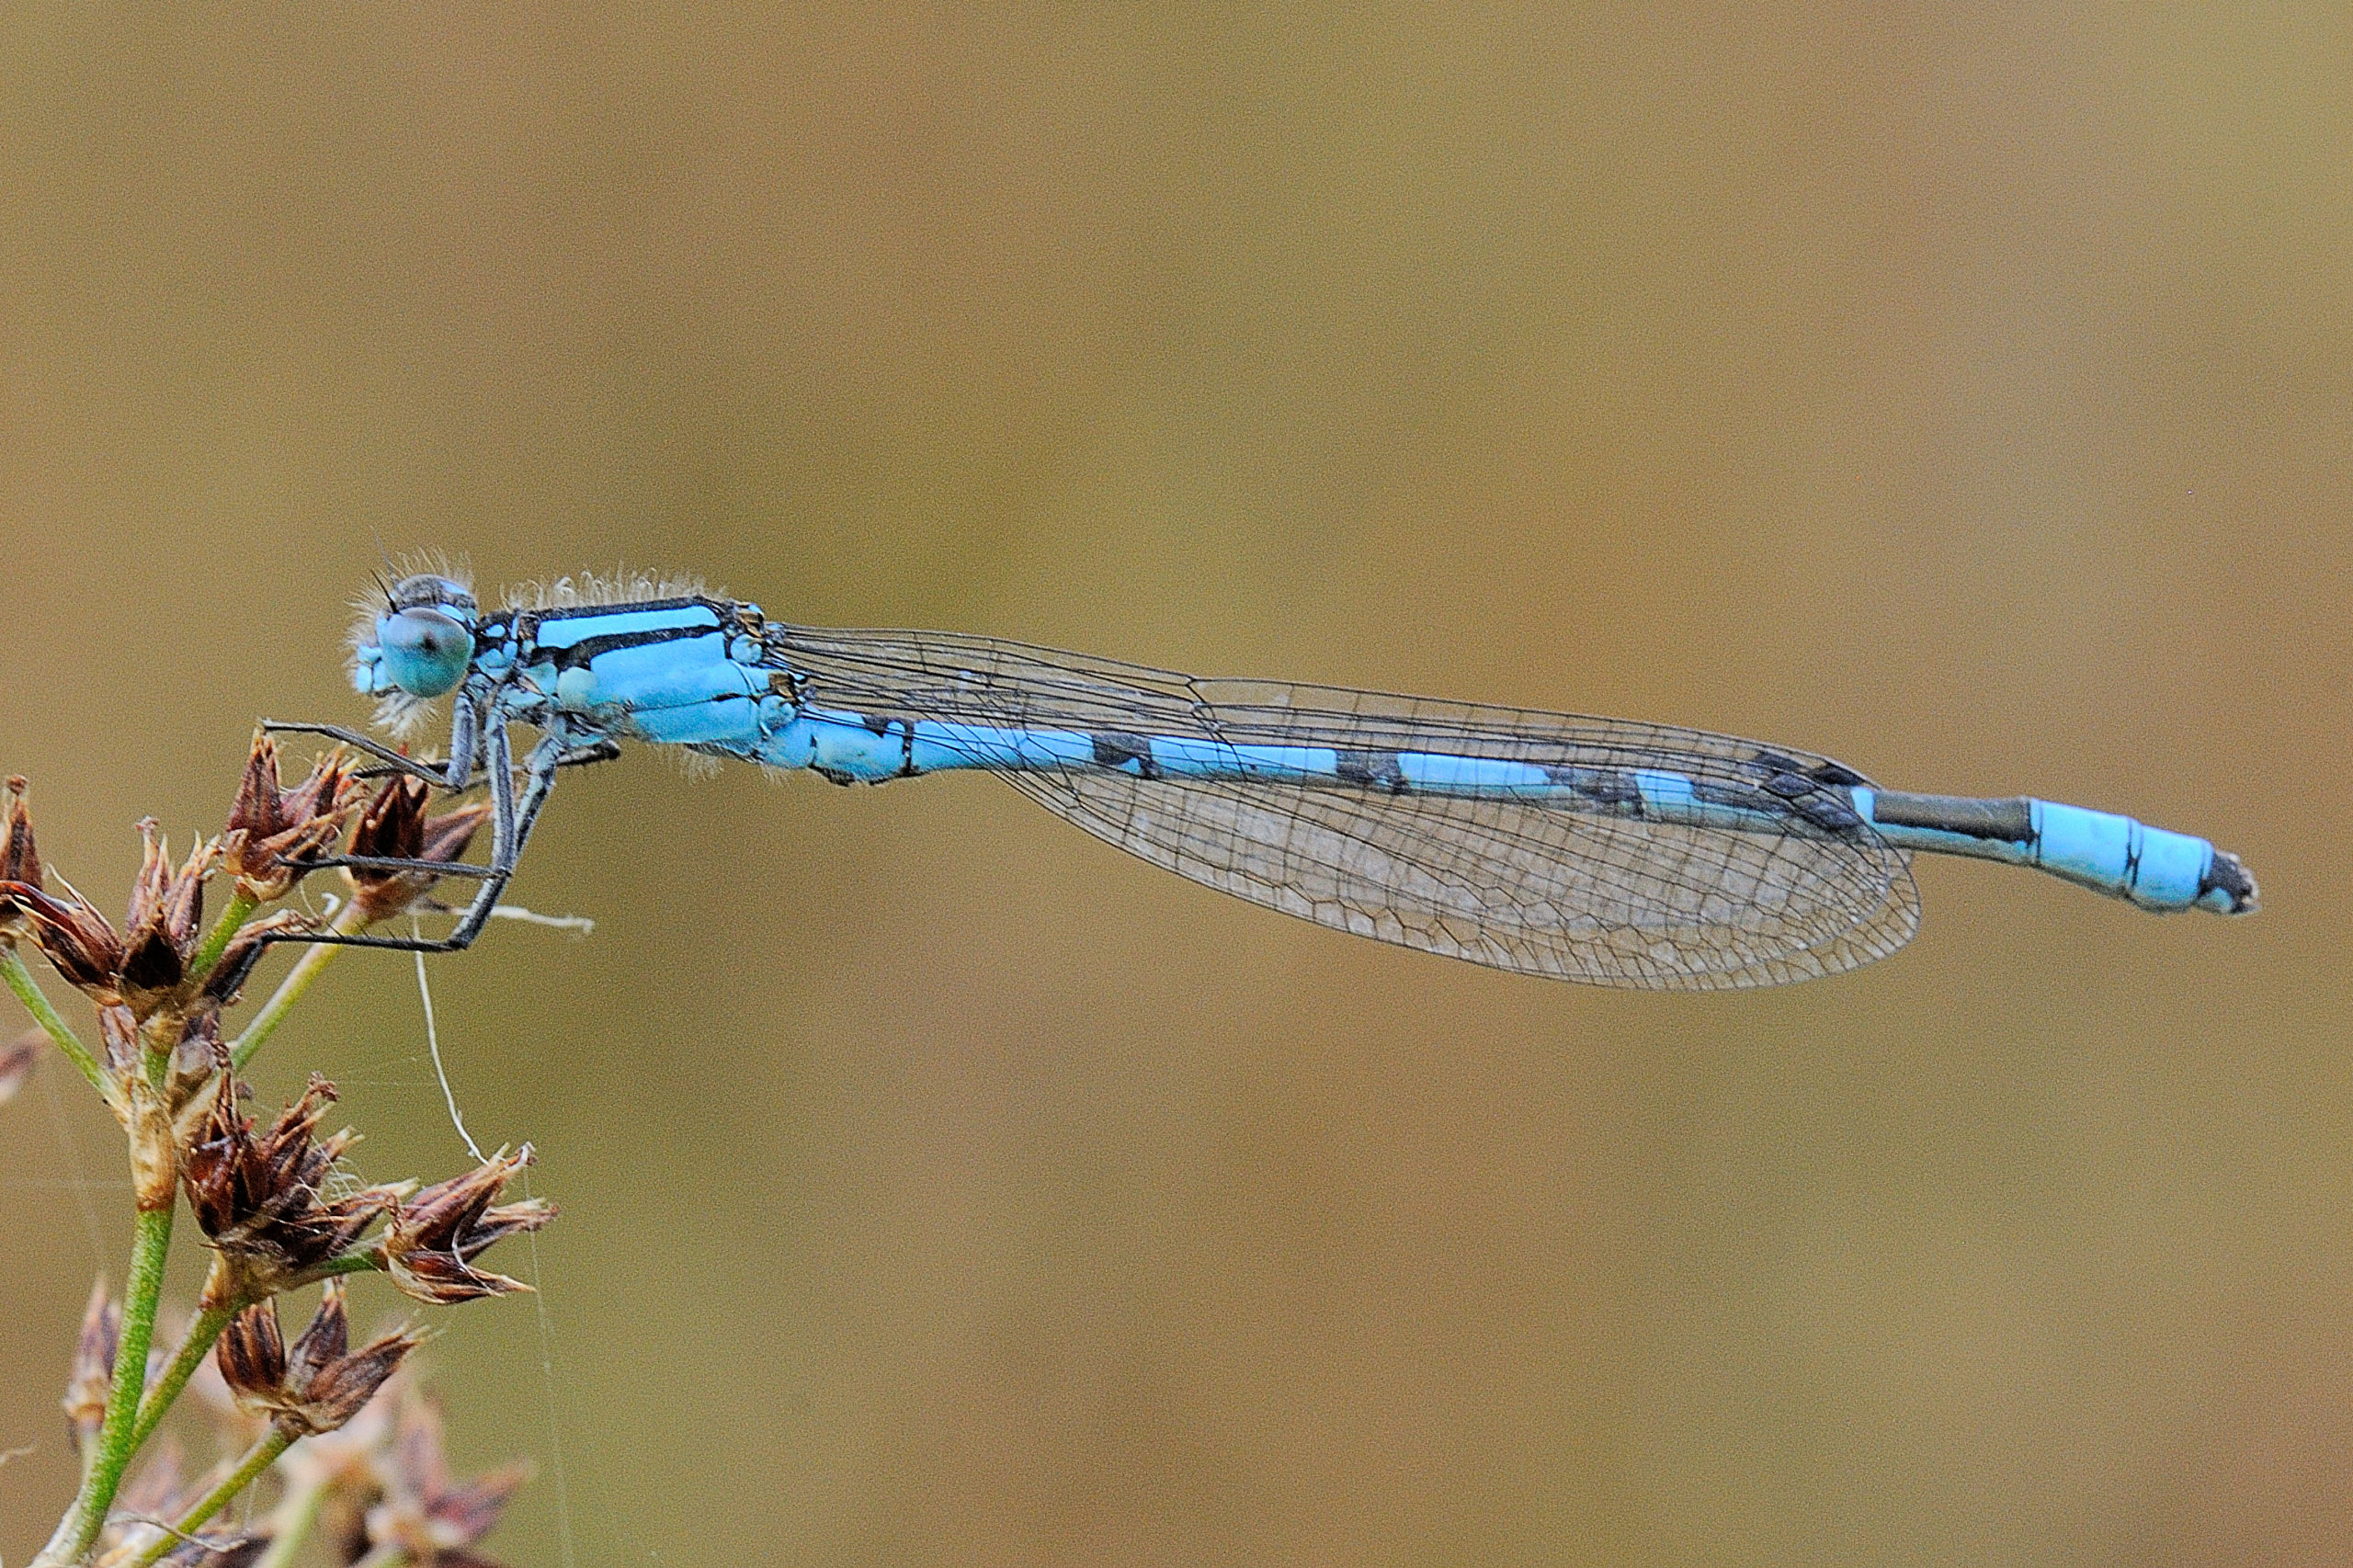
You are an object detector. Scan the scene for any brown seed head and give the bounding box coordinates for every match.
[63,1277,120,1453]
[346,775,493,926]
[7,822,226,1017]
[224,733,360,902]
[5,877,126,1000]
[365,1385,529,1566]
[377,1145,554,1305]
[214,1295,289,1402]
[217,1281,424,1438]
[0,776,40,940]
[119,821,216,1017]
[0,776,40,886]
[185,1074,403,1304]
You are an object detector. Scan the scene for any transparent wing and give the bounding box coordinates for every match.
[771,626,1921,989]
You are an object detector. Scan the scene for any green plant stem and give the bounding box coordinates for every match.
[313,1249,385,1282]
[251,1471,329,1568]
[188,888,260,983]
[2,946,102,1092]
[229,901,369,1072]
[35,1203,176,1566]
[126,1301,236,1458]
[124,1423,296,1568]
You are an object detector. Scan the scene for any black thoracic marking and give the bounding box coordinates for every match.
[1336,749,1408,791]
[860,711,892,735]
[1867,790,2033,843]
[518,597,720,646]
[1091,732,1160,778]
[538,623,727,671]
[1761,770,1818,799]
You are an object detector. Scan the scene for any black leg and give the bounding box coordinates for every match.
[259,716,572,955]
[259,722,451,788]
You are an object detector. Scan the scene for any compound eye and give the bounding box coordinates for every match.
[377,607,474,698]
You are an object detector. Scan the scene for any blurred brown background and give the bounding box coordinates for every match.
[3,6,2348,1564]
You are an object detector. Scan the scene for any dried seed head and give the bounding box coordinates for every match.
[346,776,492,926]
[119,821,216,1017]
[63,1277,120,1453]
[6,877,126,1000]
[185,1074,403,1304]
[1,776,39,884]
[7,820,222,1020]
[215,1296,289,1402]
[216,1283,424,1438]
[223,733,360,902]
[377,1145,554,1305]
[365,1385,529,1566]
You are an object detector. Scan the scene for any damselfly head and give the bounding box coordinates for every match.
[353,574,480,701]
[387,574,478,619]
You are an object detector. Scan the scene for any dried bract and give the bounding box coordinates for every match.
[185,1074,403,1304]
[346,775,493,926]
[223,733,359,902]
[377,1145,552,1305]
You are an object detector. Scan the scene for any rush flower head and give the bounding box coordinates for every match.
[345,775,493,926]
[215,1280,426,1437]
[184,1074,406,1305]
[0,776,40,940]
[4,822,217,1019]
[119,821,217,1017]
[377,1145,553,1305]
[222,732,360,903]
[364,1385,530,1568]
